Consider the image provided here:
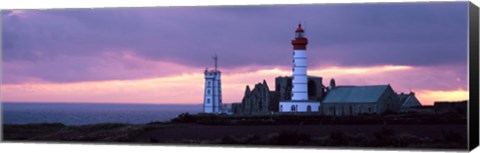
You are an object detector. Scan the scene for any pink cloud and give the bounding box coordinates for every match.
[1,64,468,105]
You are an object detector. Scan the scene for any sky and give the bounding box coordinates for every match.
[1,2,470,105]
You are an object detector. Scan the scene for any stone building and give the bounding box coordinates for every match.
[232,80,279,115]
[275,77,292,101]
[275,76,325,102]
[322,84,401,116]
[398,92,422,112]
[232,76,325,115]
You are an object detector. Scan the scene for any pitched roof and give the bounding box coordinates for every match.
[399,93,422,107]
[323,85,391,103]
[398,94,410,102]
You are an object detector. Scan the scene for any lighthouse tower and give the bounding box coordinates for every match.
[291,24,309,101]
[203,55,222,113]
[279,24,321,113]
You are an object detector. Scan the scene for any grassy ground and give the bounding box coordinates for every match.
[2,113,468,150]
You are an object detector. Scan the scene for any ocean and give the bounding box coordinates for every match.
[2,102,202,125]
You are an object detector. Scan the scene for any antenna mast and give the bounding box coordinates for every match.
[213,54,218,71]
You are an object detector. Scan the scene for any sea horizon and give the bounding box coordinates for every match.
[2,101,205,105]
[2,102,204,125]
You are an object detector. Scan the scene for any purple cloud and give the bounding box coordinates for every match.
[1,2,469,84]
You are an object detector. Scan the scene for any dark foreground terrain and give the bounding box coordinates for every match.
[2,113,468,150]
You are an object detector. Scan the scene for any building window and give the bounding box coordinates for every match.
[206,99,210,104]
[307,105,312,112]
[207,89,210,94]
[280,105,283,112]
[208,81,211,86]
[291,105,296,112]
[368,107,372,113]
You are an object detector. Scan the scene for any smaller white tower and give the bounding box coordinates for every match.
[204,55,222,113]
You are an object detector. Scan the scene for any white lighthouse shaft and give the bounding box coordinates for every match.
[292,49,308,100]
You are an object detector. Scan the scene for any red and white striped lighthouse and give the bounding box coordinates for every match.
[279,24,320,113]
[291,24,309,101]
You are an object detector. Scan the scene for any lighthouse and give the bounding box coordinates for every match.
[291,24,309,101]
[203,55,223,113]
[279,24,321,113]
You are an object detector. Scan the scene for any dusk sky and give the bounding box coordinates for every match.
[1,2,470,105]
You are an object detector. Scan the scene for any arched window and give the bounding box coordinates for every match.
[307,105,312,112]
